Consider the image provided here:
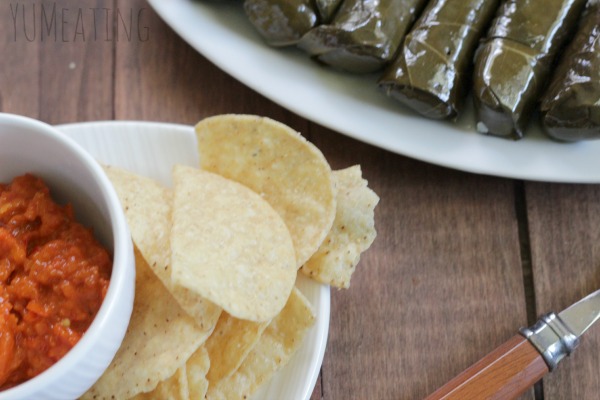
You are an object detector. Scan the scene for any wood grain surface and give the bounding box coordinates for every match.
[1,1,599,399]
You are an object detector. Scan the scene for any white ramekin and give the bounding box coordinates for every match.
[0,113,135,400]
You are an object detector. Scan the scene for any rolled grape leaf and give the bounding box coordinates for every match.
[379,0,501,120]
[298,0,429,73]
[244,0,319,47]
[540,0,600,141]
[472,0,587,139]
[315,0,343,22]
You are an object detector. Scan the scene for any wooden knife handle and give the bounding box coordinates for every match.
[425,335,549,400]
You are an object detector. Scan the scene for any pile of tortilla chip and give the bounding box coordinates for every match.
[81,115,379,400]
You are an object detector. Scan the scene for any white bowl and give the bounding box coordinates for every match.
[0,113,135,400]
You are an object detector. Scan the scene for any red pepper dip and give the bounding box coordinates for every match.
[0,174,112,390]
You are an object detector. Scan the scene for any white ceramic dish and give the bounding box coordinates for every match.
[0,113,135,400]
[147,0,600,183]
[56,120,330,400]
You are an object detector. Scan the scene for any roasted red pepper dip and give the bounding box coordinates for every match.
[0,174,112,390]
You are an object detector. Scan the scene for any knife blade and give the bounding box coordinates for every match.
[559,288,600,338]
[424,287,600,400]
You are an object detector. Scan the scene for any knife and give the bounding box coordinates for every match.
[425,288,600,400]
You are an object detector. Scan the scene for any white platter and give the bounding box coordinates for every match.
[57,121,330,400]
[147,0,600,183]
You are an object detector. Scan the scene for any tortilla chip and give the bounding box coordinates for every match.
[206,287,316,400]
[187,345,211,399]
[205,313,269,383]
[81,249,211,400]
[170,165,296,322]
[104,165,221,330]
[301,166,379,288]
[130,366,189,400]
[195,114,336,267]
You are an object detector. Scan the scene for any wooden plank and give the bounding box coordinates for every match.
[114,0,306,134]
[0,0,114,122]
[0,0,40,117]
[310,373,322,400]
[526,183,600,399]
[309,127,531,399]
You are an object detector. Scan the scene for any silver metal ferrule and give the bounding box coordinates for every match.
[519,312,580,371]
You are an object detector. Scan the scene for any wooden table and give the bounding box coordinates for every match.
[2,1,600,399]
